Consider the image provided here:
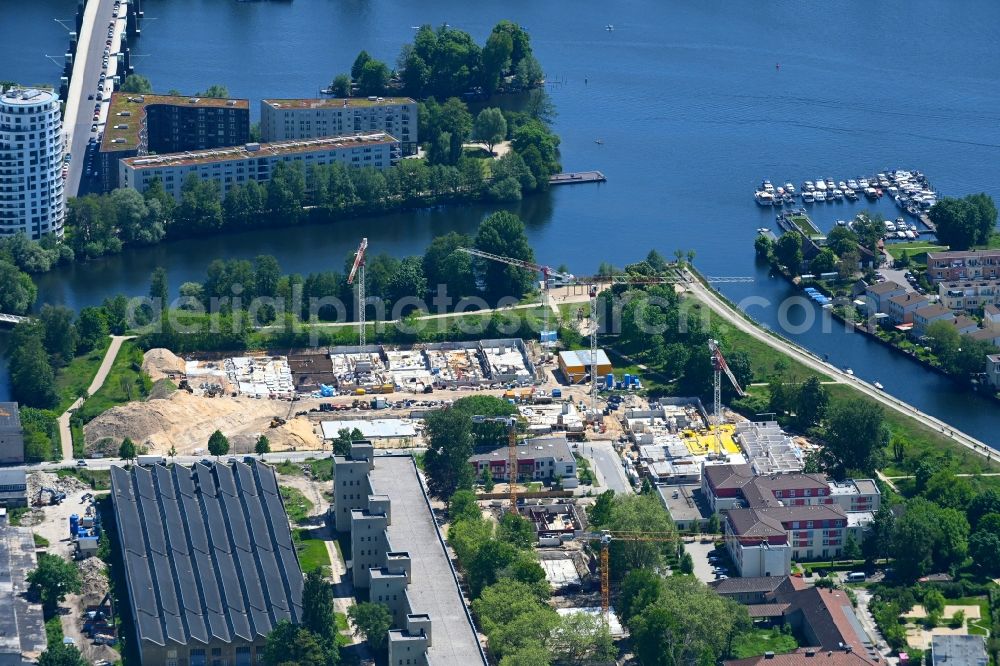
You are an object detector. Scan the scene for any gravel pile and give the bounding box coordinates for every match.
[27,471,90,500]
[77,556,109,600]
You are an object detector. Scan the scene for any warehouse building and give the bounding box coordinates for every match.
[260,96,418,155]
[109,459,303,665]
[0,470,27,508]
[0,403,24,465]
[119,133,400,202]
[558,349,612,384]
[99,92,250,190]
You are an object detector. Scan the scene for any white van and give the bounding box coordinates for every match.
[846,571,866,582]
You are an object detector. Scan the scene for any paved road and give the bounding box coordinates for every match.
[57,335,134,460]
[683,270,993,458]
[577,440,633,494]
[64,0,124,197]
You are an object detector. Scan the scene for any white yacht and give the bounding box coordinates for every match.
[815,180,828,192]
[784,182,797,194]
[803,180,816,192]
[847,179,860,190]
[802,190,815,203]
[814,190,827,202]
[755,190,775,206]
[832,189,844,200]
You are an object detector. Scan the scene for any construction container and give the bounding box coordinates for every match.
[69,514,79,537]
[551,388,562,398]
[605,374,614,390]
[137,455,165,466]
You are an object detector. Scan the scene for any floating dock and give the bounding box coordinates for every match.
[549,171,606,185]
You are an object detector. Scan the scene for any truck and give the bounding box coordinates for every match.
[136,455,165,466]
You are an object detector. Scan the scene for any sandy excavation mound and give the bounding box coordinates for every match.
[142,348,187,382]
[83,389,322,456]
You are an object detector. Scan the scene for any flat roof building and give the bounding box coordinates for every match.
[931,634,988,666]
[109,459,303,666]
[119,133,400,202]
[261,96,418,155]
[331,447,486,666]
[99,92,250,191]
[0,403,24,465]
[0,88,64,239]
[0,470,27,508]
[0,516,47,663]
[558,349,612,384]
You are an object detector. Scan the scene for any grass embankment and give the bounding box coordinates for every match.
[54,337,112,413]
[292,528,331,573]
[885,242,947,264]
[75,341,151,423]
[56,467,112,490]
[279,486,314,524]
[730,628,798,659]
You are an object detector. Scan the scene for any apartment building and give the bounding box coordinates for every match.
[984,304,1000,330]
[261,97,418,154]
[701,464,881,515]
[99,92,250,190]
[119,133,400,202]
[469,436,578,488]
[912,304,955,337]
[864,281,906,316]
[330,448,486,666]
[926,249,1000,284]
[0,88,64,239]
[887,292,929,324]
[938,279,1000,312]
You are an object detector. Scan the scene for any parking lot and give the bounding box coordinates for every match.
[684,539,732,584]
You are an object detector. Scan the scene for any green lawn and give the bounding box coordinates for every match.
[306,458,334,482]
[45,616,63,648]
[56,467,112,490]
[334,611,351,647]
[885,242,948,264]
[274,461,303,476]
[293,529,331,573]
[280,486,315,524]
[54,337,112,413]
[33,533,50,548]
[75,341,152,423]
[730,628,798,659]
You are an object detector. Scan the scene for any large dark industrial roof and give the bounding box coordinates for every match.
[110,459,303,648]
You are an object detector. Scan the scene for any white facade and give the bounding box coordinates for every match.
[0,88,64,239]
[261,97,418,154]
[119,133,400,201]
[727,540,792,578]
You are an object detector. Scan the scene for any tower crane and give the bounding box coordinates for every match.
[471,415,520,507]
[455,247,574,346]
[708,338,745,427]
[582,529,725,625]
[347,237,368,346]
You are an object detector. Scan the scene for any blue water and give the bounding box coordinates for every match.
[2,0,999,443]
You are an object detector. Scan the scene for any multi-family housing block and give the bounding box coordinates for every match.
[469,436,579,488]
[261,97,418,155]
[119,133,400,201]
[926,249,1000,283]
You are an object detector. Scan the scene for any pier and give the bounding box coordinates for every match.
[0,313,31,326]
[549,170,606,186]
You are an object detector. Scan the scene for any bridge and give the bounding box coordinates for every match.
[0,313,31,325]
[63,0,132,197]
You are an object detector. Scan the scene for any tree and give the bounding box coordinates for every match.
[423,408,475,497]
[726,350,753,395]
[821,399,889,476]
[774,232,803,272]
[863,504,895,563]
[448,489,482,522]
[498,512,535,549]
[549,611,616,665]
[514,55,544,90]
[27,553,82,613]
[0,259,36,315]
[481,30,513,94]
[588,490,615,526]
[826,225,859,257]
[9,328,58,408]
[175,174,223,235]
[422,231,478,299]
[480,466,495,492]
[197,84,229,98]
[843,532,862,560]
[351,50,372,80]
[925,319,961,366]
[356,59,390,96]
[255,435,271,455]
[967,489,1000,529]
[892,498,969,580]
[811,248,838,274]
[474,108,507,155]
[262,620,333,666]
[592,494,675,580]
[969,530,1000,576]
[922,470,975,511]
[149,266,169,311]
[332,427,364,456]
[330,73,351,97]
[102,294,130,334]
[39,304,78,367]
[302,568,335,640]
[629,575,750,666]
[794,376,829,431]
[930,195,997,250]
[472,579,558,659]
[924,589,945,617]
[120,74,153,93]
[473,211,536,303]
[118,437,137,464]
[37,643,87,666]
[76,306,109,353]
[348,602,393,652]
[754,235,772,260]
[208,429,230,457]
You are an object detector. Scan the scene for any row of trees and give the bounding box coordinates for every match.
[120,74,230,100]
[334,21,542,99]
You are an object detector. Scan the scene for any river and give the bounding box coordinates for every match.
[3,0,999,443]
